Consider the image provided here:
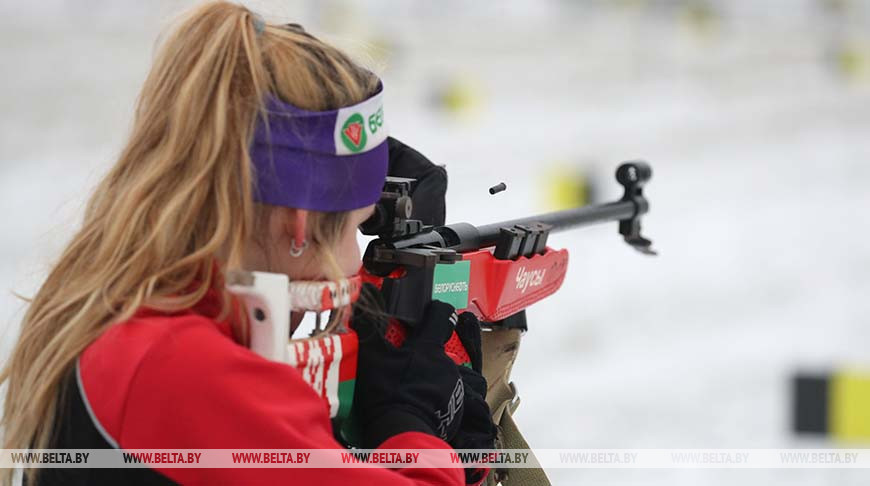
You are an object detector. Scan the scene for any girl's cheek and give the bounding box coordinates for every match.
[338,227,363,276]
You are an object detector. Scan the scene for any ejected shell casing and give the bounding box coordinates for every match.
[489,182,507,195]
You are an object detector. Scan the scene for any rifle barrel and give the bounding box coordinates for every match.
[475,200,637,248]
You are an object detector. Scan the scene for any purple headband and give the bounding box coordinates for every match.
[250,82,388,212]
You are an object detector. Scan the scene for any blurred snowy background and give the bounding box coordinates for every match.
[2,0,870,484]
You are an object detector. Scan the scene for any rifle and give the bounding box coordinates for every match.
[225,160,655,462]
[359,161,655,364]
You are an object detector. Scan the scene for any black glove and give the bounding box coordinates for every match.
[450,312,497,484]
[387,137,447,226]
[352,283,465,448]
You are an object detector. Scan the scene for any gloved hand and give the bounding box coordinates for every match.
[387,137,447,226]
[352,283,465,449]
[450,312,498,484]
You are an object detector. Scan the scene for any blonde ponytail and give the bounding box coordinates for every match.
[1,3,378,484]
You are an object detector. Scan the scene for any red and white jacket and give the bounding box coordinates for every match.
[36,288,464,486]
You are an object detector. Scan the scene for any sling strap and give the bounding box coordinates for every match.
[480,328,551,486]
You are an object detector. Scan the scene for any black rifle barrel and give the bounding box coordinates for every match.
[370,198,645,270]
[383,197,643,253]
[474,200,638,248]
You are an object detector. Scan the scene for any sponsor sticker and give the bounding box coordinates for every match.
[432,261,471,309]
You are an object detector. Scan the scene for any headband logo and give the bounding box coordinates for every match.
[341,113,367,153]
[368,106,384,135]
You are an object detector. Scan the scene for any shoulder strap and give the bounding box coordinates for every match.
[480,328,551,486]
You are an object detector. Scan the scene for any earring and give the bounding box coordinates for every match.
[289,239,308,257]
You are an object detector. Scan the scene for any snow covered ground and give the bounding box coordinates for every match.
[2,1,870,484]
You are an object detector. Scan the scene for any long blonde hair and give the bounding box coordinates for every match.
[1,2,378,483]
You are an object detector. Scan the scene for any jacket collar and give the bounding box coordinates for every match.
[132,263,245,343]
